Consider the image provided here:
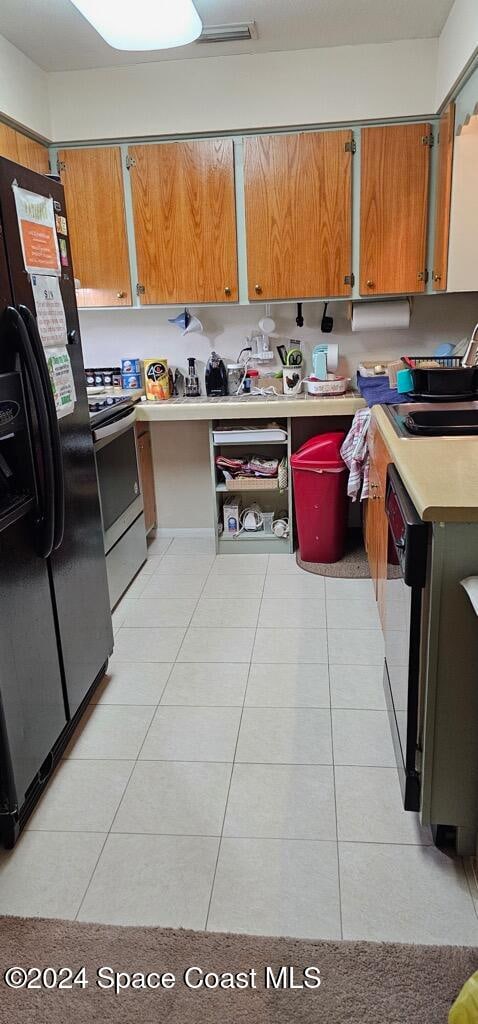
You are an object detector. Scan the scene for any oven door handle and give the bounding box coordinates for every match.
[93,409,137,443]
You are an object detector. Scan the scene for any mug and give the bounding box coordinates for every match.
[282,368,303,397]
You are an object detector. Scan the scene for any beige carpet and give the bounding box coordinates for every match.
[0,916,475,1022]
[296,529,371,578]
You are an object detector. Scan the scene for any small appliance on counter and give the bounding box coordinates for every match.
[205,352,227,396]
[184,357,201,397]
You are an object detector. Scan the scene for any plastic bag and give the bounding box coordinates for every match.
[449,971,478,1023]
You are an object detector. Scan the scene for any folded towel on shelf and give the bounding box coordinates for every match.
[215,454,279,480]
[340,409,372,500]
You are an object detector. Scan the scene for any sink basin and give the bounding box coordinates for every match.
[405,409,478,436]
[384,401,478,437]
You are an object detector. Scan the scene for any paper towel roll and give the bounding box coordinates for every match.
[351,300,410,333]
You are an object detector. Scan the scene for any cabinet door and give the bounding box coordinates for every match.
[15,135,49,174]
[0,125,49,173]
[360,124,431,295]
[129,139,238,304]
[444,112,478,292]
[0,124,21,162]
[244,130,353,300]
[136,426,157,534]
[432,103,455,291]
[58,146,132,307]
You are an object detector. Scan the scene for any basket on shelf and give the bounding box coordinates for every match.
[225,477,279,491]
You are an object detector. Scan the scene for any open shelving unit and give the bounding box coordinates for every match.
[209,419,294,554]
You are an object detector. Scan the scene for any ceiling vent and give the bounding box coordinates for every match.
[196,21,258,44]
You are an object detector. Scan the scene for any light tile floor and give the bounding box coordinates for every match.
[1,536,477,944]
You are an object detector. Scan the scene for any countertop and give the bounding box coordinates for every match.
[135,391,366,421]
[373,405,478,523]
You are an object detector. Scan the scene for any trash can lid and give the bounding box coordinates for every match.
[290,431,346,470]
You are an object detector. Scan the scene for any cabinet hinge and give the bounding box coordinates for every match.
[421,133,434,147]
[344,139,356,154]
[136,283,145,295]
[126,154,136,170]
[417,269,429,283]
[57,159,66,173]
[344,273,355,286]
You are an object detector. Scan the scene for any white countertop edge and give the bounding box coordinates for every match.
[135,393,366,421]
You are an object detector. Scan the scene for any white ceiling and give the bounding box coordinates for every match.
[0,0,454,73]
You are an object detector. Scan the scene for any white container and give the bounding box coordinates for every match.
[282,368,303,396]
[304,375,349,396]
[223,496,241,534]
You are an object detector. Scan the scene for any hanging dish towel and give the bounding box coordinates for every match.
[340,409,371,500]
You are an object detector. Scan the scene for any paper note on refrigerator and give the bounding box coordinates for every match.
[12,185,61,276]
[31,275,68,348]
[45,346,76,419]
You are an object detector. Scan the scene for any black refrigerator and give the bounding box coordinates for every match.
[0,157,113,848]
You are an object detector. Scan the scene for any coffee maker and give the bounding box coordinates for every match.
[205,351,227,396]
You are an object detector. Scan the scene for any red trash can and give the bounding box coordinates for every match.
[291,432,348,563]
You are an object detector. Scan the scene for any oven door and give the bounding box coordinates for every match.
[93,410,143,554]
[383,466,428,812]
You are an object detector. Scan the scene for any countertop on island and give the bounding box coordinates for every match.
[373,405,478,523]
[135,391,366,421]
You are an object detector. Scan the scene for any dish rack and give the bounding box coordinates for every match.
[209,419,294,554]
[407,356,477,399]
[409,356,463,367]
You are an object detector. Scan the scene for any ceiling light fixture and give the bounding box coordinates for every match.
[70,0,202,51]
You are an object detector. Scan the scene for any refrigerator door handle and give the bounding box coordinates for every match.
[19,305,65,551]
[4,307,55,559]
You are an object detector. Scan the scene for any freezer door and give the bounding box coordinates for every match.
[0,514,67,815]
[0,159,113,716]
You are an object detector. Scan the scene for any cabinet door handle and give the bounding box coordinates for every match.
[224,286,232,297]
[433,273,441,283]
[366,280,375,289]
[254,284,263,295]
[116,290,126,299]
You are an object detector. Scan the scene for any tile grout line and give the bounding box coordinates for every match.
[204,556,269,931]
[325,580,344,942]
[73,537,182,922]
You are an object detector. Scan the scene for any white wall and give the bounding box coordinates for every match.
[48,38,438,142]
[79,293,478,382]
[0,34,51,139]
[436,0,478,109]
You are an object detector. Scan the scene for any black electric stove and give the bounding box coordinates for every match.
[88,394,136,428]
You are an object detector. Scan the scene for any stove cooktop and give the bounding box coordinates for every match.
[88,393,135,428]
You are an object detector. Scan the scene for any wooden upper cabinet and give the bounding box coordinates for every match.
[0,124,49,173]
[129,139,238,305]
[15,135,49,174]
[244,130,353,300]
[58,146,131,307]
[360,124,431,295]
[432,103,455,292]
[0,124,21,162]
